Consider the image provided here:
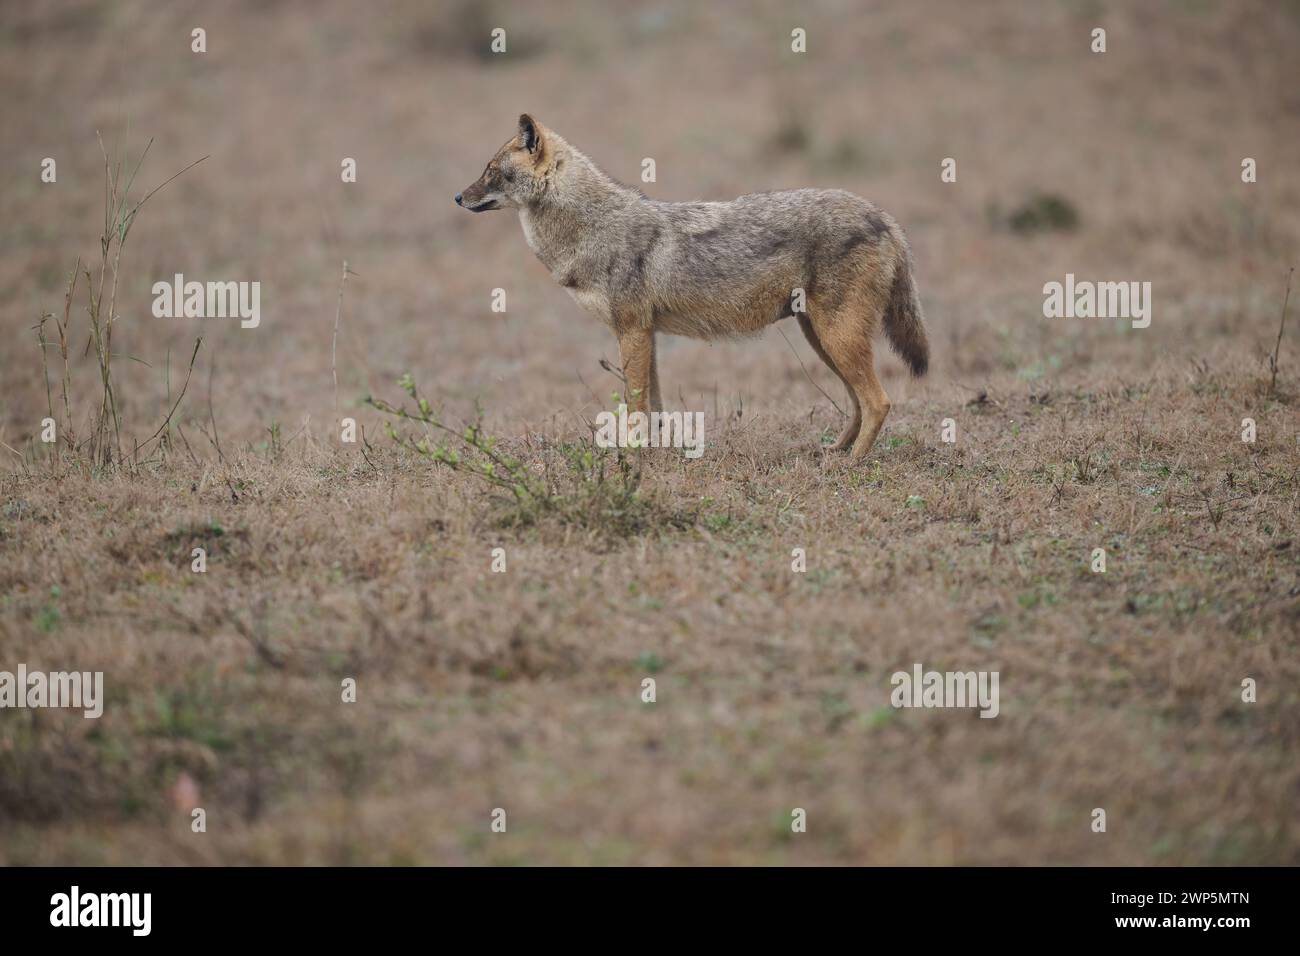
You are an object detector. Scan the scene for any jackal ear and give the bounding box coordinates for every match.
[518,114,541,154]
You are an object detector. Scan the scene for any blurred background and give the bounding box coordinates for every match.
[2,0,1296,444]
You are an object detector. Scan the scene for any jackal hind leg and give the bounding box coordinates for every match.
[797,314,860,451]
[812,317,891,461]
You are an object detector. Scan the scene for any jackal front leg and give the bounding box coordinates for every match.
[648,333,662,413]
[616,326,654,415]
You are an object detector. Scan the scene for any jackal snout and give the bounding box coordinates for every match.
[455,179,497,211]
[455,181,499,212]
[456,113,550,213]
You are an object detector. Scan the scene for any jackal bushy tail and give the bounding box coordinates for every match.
[883,249,929,377]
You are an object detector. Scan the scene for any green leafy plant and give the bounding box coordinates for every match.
[367,375,681,534]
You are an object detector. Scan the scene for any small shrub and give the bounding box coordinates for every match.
[1004,192,1080,234]
[367,376,691,537]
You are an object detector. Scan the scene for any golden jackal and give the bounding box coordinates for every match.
[455,115,929,459]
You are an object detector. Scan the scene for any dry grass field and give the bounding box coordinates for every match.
[1,0,1298,864]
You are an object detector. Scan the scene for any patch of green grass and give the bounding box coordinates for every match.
[973,612,1008,638]
[148,675,235,752]
[34,582,61,634]
[803,567,837,592]
[865,706,897,728]
[703,511,733,532]
[1004,192,1080,234]
[635,652,666,673]
[1016,585,1059,610]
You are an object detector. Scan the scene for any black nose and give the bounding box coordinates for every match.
[454,193,463,206]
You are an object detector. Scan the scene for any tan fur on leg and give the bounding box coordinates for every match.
[812,314,891,460]
[648,333,663,413]
[798,315,860,451]
[617,326,654,415]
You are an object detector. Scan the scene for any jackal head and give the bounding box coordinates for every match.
[455,114,550,212]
